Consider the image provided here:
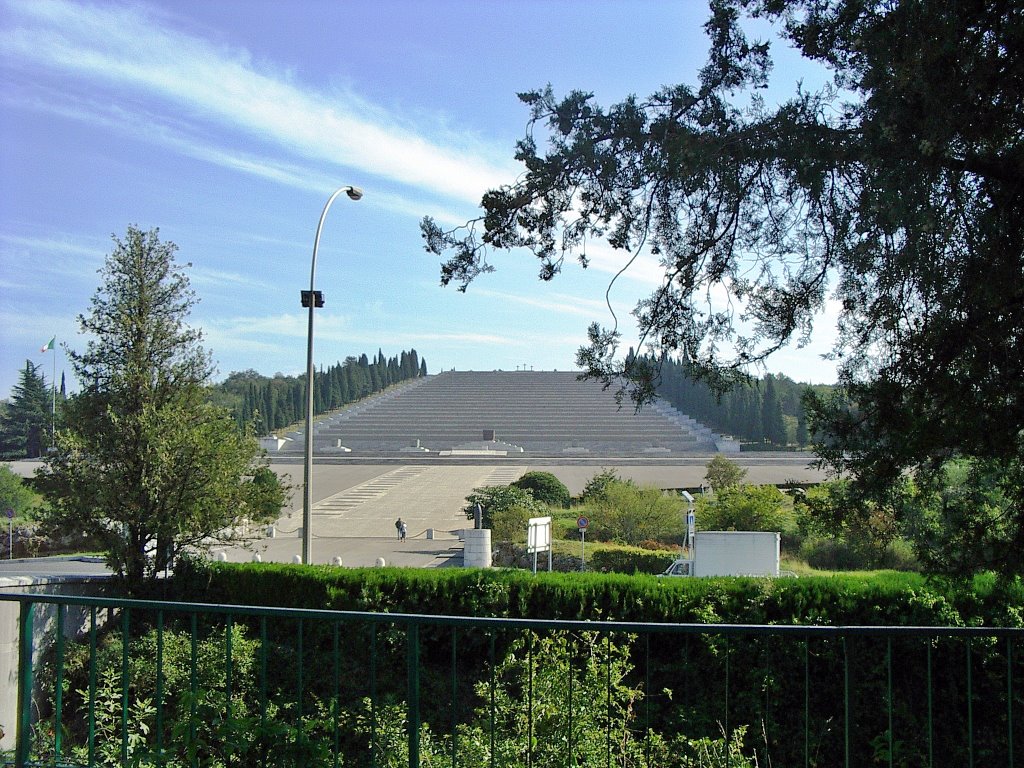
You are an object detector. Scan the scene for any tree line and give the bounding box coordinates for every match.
[1,349,428,459]
[211,349,428,435]
[654,356,834,448]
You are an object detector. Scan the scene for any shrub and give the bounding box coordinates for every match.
[511,471,570,507]
[579,468,627,501]
[588,481,686,545]
[696,484,793,532]
[490,504,535,543]
[464,485,545,528]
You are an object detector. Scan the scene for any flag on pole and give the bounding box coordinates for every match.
[40,336,55,353]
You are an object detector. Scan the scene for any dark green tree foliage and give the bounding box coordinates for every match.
[0,359,52,458]
[421,1,1024,537]
[36,227,284,592]
[655,356,822,444]
[214,349,426,433]
[511,470,571,507]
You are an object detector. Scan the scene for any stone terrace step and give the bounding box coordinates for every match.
[288,370,721,456]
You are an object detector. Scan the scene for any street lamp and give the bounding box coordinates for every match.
[302,185,363,565]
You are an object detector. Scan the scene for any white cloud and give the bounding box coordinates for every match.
[1,0,518,204]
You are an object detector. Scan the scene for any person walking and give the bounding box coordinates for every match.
[395,517,403,541]
[399,520,408,542]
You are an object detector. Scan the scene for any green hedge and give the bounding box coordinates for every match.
[171,557,1021,627]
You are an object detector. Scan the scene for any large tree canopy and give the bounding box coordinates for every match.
[37,227,285,591]
[423,0,1023,495]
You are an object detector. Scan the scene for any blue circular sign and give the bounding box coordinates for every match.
[5,508,13,519]
[577,516,589,529]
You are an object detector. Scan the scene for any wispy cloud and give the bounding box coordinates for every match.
[1,0,517,205]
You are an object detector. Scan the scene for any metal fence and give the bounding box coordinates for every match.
[3,591,1021,767]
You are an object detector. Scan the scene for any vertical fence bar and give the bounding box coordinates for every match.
[528,632,534,768]
[190,612,198,768]
[605,633,612,768]
[927,639,933,768]
[297,618,304,754]
[804,638,810,768]
[407,622,421,768]
[489,631,496,768]
[121,607,131,766]
[259,615,268,768]
[1008,636,1014,768]
[370,623,378,768]
[88,606,97,766]
[887,637,893,768]
[967,636,974,768]
[567,633,574,768]
[725,636,731,768]
[843,636,851,768]
[225,613,233,767]
[334,622,341,768]
[156,610,165,765]
[644,633,651,768]
[54,604,65,762]
[14,600,34,768]
[450,627,457,768]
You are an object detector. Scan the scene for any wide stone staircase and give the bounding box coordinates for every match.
[281,370,722,456]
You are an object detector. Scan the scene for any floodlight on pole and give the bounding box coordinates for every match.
[302,185,362,565]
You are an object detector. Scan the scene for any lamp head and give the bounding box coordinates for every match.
[345,186,363,201]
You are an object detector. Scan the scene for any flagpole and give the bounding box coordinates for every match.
[50,345,56,441]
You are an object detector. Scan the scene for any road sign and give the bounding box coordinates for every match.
[5,508,13,519]
[577,515,589,529]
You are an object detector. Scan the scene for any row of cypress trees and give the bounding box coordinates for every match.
[654,357,834,446]
[216,348,427,435]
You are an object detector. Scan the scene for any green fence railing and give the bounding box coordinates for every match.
[2,592,1021,767]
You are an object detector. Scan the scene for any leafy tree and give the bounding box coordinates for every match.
[579,467,626,501]
[36,227,285,592]
[697,484,792,533]
[511,470,570,507]
[704,454,747,491]
[588,480,685,545]
[0,464,41,520]
[794,478,909,566]
[422,0,1024,560]
[901,458,1024,577]
[0,359,51,458]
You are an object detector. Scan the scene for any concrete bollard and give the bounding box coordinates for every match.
[292,554,302,564]
[375,557,386,567]
[332,556,343,566]
[215,550,228,562]
[266,526,276,538]
[426,528,434,540]
[252,553,262,563]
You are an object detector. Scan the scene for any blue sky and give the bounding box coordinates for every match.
[0,0,839,399]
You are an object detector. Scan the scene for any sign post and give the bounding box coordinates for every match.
[577,515,589,571]
[527,516,552,574]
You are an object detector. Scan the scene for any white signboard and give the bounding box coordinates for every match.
[527,516,552,574]
[527,516,551,553]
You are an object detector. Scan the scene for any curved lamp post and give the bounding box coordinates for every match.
[303,185,363,564]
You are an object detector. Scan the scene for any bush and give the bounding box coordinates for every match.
[589,547,676,574]
[696,484,793,532]
[512,471,570,507]
[588,481,686,545]
[464,485,545,527]
[490,504,534,543]
[799,536,919,571]
[579,468,626,501]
